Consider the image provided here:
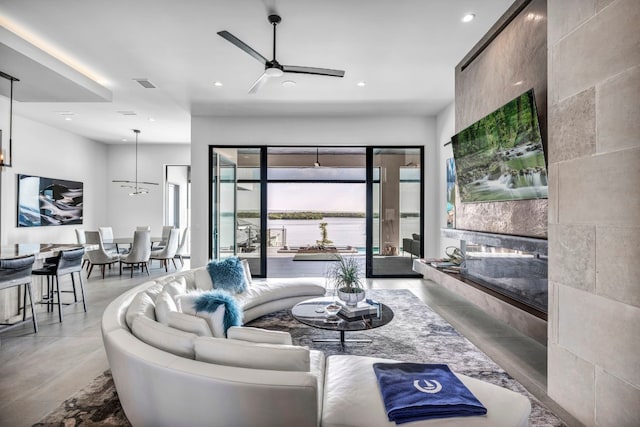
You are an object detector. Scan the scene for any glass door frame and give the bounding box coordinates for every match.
[366,146,424,278]
[209,145,424,278]
[209,148,238,261]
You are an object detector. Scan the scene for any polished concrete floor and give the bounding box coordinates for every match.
[0,259,576,426]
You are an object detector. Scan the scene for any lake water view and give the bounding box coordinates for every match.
[233,216,420,250]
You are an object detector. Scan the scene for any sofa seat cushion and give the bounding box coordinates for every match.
[194,336,311,372]
[227,326,292,345]
[322,355,531,427]
[236,278,325,311]
[131,316,197,359]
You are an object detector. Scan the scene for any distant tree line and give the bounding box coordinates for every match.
[237,211,419,220]
[454,90,540,157]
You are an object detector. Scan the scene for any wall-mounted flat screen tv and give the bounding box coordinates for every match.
[18,174,83,227]
[451,89,547,203]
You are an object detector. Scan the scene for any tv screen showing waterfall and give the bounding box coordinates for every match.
[451,89,547,203]
[18,174,83,227]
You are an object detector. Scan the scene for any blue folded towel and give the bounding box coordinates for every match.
[373,363,487,424]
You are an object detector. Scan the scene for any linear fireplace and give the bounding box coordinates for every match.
[441,228,548,318]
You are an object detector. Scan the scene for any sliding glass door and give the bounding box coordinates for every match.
[211,149,237,260]
[210,145,423,278]
[368,147,423,277]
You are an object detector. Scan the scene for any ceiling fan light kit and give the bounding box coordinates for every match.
[112,129,159,196]
[218,14,345,93]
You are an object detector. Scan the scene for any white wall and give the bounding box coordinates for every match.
[0,106,107,245]
[190,115,437,268]
[106,143,189,237]
[435,102,459,256]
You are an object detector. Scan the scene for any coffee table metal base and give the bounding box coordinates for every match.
[312,330,372,344]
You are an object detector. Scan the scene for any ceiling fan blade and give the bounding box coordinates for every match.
[248,72,270,94]
[282,65,345,78]
[217,31,268,64]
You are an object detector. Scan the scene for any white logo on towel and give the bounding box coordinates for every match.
[413,379,442,394]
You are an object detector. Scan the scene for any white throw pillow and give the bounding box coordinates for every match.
[176,292,226,338]
[143,282,164,300]
[125,291,156,330]
[227,326,292,345]
[195,337,310,371]
[162,277,187,308]
[155,291,178,325]
[194,267,213,291]
[167,311,213,337]
[240,259,252,287]
[131,316,197,359]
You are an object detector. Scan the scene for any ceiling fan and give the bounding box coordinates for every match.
[218,14,345,94]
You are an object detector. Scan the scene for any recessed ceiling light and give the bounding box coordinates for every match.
[64,117,72,121]
[148,117,156,122]
[357,81,367,87]
[462,13,476,23]
[121,138,128,142]
[214,81,223,87]
[282,80,296,87]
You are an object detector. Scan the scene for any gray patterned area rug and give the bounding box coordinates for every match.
[34,289,565,426]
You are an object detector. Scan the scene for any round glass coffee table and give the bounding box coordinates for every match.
[291,296,393,344]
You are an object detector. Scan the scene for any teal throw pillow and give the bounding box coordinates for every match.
[193,289,243,336]
[206,257,247,294]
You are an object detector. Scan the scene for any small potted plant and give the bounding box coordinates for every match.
[326,256,365,307]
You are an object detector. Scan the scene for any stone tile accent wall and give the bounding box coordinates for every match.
[454,0,548,238]
[547,0,640,425]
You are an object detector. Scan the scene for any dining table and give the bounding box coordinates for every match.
[104,237,164,253]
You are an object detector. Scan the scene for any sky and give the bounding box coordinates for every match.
[268,183,366,212]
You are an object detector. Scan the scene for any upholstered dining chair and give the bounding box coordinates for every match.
[119,230,151,277]
[136,225,151,231]
[75,228,90,270]
[85,231,120,279]
[98,226,119,253]
[32,248,86,323]
[0,255,38,333]
[150,228,180,272]
[174,227,190,266]
[153,225,175,249]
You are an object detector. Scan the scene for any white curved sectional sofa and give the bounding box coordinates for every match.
[102,267,532,427]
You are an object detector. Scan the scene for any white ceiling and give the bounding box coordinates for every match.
[0,0,513,144]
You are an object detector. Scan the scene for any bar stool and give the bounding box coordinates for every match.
[32,248,87,323]
[0,254,38,334]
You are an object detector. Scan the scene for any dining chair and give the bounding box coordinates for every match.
[75,228,90,270]
[98,226,118,253]
[154,225,175,249]
[150,228,180,272]
[32,248,86,323]
[0,255,38,333]
[136,225,151,231]
[119,230,151,277]
[174,227,190,266]
[85,231,120,279]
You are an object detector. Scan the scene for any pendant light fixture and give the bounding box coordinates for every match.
[112,129,159,195]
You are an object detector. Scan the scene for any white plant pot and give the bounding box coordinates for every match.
[337,288,365,307]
